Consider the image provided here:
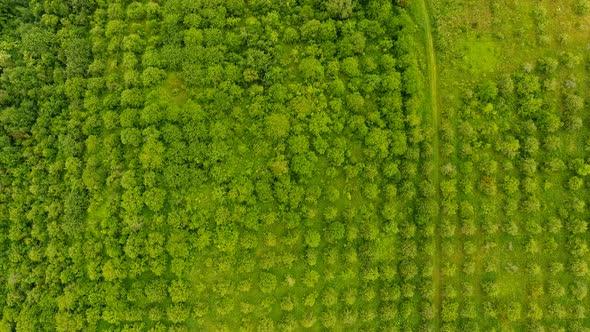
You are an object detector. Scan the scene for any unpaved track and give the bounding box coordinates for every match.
[416,0,442,327]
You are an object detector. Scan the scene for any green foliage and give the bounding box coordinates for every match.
[574,0,590,15]
[3,0,587,331]
[143,188,166,211]
[305,230,321,248]
[326,0,353,19]
[299,57,324,82]
[265,113,290,139]
[259,273,277,294]
[169,280,190,303]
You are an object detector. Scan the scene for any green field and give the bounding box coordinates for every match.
[1,0,590,331]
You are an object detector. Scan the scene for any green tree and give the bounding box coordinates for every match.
[305,230,321,247]
[142,67,166,86]
[505,302,521,322]
[120,128,141,147]
[259,273,277,294]
[441,300,458,322]
[167,304,189,323]
[321,310,337,328]
[140,138,165,170]
[169,280,189,303]
[126,2,145,20]
[327,0,353,19]
[571,281,588,300]
[266,113,290,139]
[280,296,295,312]
[303,270,320,288]
[322,288,338,307]
[143,188,166,212]
[299,57,324,82]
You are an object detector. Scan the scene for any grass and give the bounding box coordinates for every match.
[160,74,188,106]
[458,34,498,75]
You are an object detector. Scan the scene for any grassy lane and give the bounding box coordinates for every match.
[414,0,442,328]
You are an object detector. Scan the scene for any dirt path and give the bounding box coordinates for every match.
[416,0,442,327]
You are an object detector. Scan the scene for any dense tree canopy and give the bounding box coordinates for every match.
[2,0,589,330]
